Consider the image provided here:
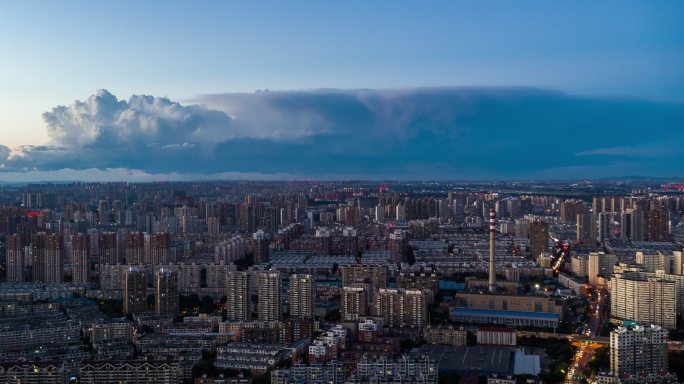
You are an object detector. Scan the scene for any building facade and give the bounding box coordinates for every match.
[610,325,668,376]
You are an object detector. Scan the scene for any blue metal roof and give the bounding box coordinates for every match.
[316,281,342,287]
[439,281,465,290]
[450,307,559,319]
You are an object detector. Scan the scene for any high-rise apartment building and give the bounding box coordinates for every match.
[98,200,110,222]
[264,206,279,235]
[205,263,237,288]
[561,199,584,223]
[611,272,676,329]
[675,251,683,276]
[630,211,646,241]
[645,211,669,242]
[341,286,369,321]
[576,214,597,244]
[342,227,359,256]
[571,255,589,278]
[597,212,613,242]
[71,234,90,283]
[289,274,314,319]
[155,269,179,316]
[620,212,632,239]
[207,217,220,236]
[174,262,201,291]
[341,265,389,301]
[32,233,62,283]
[395,205,406,221]
[373,288,428,329]
[98,232,119,265]
[514,219,529,238]
[389,230,408,263]
[315,228,333,256]
[6,234,24,283]
[148,233,170,265]
[587,252,617,285]
[529,220,548,257]
[253,230,271,264]
[636,252,671,274]
[225,271,250,321]
[124,267,148,315]
[375,205,385,223]
[288,274,314,342]
[124,232,144,264]
[239,204,257,233]
[258,272,282,322]
[610,325,668,376]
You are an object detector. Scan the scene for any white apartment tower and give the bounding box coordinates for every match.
[225,271,250,321]
[6,235,24,283]
[258,272,282,322]
[155,268,179,316]
[289,274,314,319]
[587,252,617,285]
[610,325,668,376]
[611,272,676,329]
[71,234,90,283]
[373,288,428,329]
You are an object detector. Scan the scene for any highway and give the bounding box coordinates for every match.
[586,290,609,338]
[517,330,608,345]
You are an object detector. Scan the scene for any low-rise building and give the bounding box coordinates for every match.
[78,359,182,383]
[423,325,467,346]
[476,327,517,346]
[214,343,288,376]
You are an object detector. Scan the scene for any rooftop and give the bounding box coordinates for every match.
[450,308,559,320]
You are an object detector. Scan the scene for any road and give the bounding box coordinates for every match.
[566,341,603,383]
[517,330,608,345]
[586,290,609,337]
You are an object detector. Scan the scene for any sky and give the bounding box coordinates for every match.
[0,2,683,181]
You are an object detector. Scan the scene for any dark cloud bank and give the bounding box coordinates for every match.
[1,87,683,180]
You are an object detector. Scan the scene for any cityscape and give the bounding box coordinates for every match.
[1,2,683,384]
[0,180,682,383]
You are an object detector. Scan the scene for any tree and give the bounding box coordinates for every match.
[147,293,155,311]
[180,293,201,312]
[585,346,609,378]
[200,295,216,314]
[466,332,477,346]
[439,372,460,384]
[98,299,124,318]
[669,352,684,380]
[400,338,423,350]
[406,246,416,265]
[519,335,575,384]
[235,252,254,271]
[324,309,341,322]
[600,323,616,337]
[275,358,292,368]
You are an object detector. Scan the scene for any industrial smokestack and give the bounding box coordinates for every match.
[489,208,496,293]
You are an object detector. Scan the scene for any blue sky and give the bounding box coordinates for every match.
[0,2,682,181]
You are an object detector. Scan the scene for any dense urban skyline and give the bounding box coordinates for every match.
[0,178,683,383]
[2,4,684,382]
[1,2,683,182]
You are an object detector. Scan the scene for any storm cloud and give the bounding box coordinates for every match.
[1,87,683,180]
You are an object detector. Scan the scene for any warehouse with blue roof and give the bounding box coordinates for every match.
[449,308,559,329]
